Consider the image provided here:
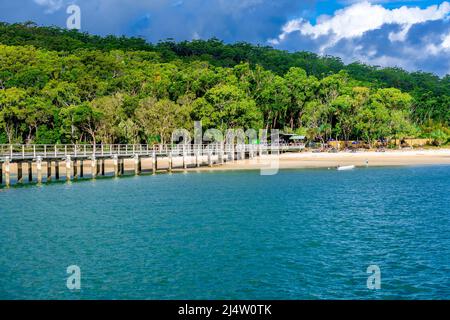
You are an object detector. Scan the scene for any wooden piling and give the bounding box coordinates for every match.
[55,161,59,180]
[219,143,224,164]
[80,160,84,178]
[47,161,52,182]
[134,154,140,175]
[168,152,173,173]
[113,155,119,177]
[120,158,124,175]
[208,147,212,167]
[196,148,200,168]
[28,162,33,182]
[152,151,156,175]
[183,146,187,170]
[96,159,100,177]
[65,156,72,181]
[73,159,78,179]
[0,161,3,185]
[101,159,105,176]
[36,156,43,184]
[17,162,23,183]
[91,157,97,178]
[4,157,10,187]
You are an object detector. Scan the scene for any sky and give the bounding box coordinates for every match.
[0,0,449,76]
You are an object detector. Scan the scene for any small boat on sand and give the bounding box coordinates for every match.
[337,165,355,171]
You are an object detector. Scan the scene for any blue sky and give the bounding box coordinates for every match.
[0,1,449,75]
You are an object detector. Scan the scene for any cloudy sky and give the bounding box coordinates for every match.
[1,0,449,75]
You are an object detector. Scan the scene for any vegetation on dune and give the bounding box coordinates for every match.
[0,22,449,146]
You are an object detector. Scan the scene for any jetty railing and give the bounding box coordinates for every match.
[0,143,302,160]
[0,144,154,159]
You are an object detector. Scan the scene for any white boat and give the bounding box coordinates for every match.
[337,165,355,171]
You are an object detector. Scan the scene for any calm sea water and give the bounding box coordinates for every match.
[0,166,449,299]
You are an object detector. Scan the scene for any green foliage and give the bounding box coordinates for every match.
[136,97,189,144]
[421,122,450,146]
[0,22,448,146]
[431,130,448,146]
[191,84,262,131]
[0,131,7,143]
[35,125,59,144]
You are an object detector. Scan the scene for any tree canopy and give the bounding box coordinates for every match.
[0,22,448,146]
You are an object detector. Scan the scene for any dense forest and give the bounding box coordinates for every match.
[0,22,449,146]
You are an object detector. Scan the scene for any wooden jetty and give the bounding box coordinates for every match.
[0,144,297,187]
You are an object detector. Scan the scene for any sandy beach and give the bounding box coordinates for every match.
[199,149,450,171]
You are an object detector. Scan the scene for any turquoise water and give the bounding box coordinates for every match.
[0,166,449,299]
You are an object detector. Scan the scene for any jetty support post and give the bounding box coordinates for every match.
[183,145,187,170]
[47,161,52,182]
[208,145,212,167]
[17,162,23,183]
[79,160,84,178]
[152,150,157,175]
[168,150,173,173]
[65,155,72,182]
[134,154,141,175]
[120,158,125,176]
[4,157,10,187]
[36,156,43,184]
[28,162,33,182]
[113,155,119,177]
[0,160,2,186]
[196,146,200,168]
[95,159,100,177]
[55,161,60,180]
[73,159,78,179]
[91,157,97,178]
[138,156,142,174]
[219,143,224,164]
[101,159,105,176]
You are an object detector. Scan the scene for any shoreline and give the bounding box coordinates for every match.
[2,149,450,180]
[195,149,450,171]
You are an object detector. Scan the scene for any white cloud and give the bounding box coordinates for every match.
[426,31,450,54]
[388,24,411,42]
[269,1,450,51]
[268,1,450,75]
[442,32,450,48]
[33,0,64,13]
